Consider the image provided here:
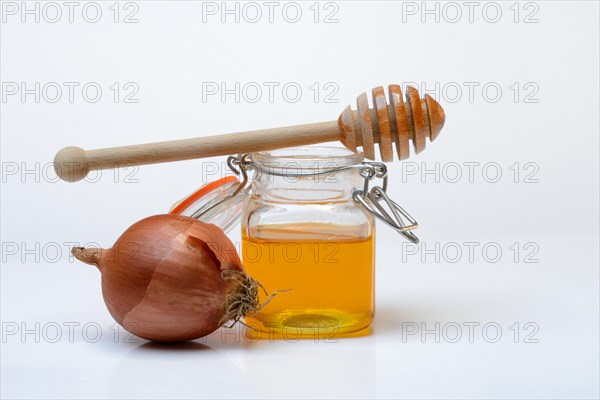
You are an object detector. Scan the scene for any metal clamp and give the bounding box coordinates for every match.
[188,155,251,220]
[352,162,419,244]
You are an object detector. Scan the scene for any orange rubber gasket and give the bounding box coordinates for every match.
[169,176,238,216]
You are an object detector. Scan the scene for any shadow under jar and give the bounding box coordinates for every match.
[241,146,375,338]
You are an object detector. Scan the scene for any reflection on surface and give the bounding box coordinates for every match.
[133,341,212,352]
[243,332,377,398]
[108,336,254,398]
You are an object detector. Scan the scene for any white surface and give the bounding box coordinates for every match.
[1,1,599,399]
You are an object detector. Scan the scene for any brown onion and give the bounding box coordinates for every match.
[72,214,260,342]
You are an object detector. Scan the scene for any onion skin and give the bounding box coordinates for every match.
[73,214,256,343]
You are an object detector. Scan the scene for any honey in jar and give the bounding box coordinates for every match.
[240,147,375,337]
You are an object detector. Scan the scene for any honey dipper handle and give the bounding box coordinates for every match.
[54,121,340,182]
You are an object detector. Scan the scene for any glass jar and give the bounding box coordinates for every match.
[170,145,419,339]
[240,146,375,337]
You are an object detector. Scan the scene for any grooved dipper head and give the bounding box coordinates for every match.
[338,85,446,161]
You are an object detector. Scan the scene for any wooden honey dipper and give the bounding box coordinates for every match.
[54,84,445,182]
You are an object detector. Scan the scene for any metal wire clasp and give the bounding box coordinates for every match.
[188,154,252,220]
[352,162,419,244]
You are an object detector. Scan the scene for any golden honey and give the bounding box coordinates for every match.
[242,223,374,338]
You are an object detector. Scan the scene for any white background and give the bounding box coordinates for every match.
[1,1,599,398]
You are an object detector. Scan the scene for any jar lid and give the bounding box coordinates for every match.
[169,176,248,233]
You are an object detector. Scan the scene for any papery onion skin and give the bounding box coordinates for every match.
[73,214,257,343]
